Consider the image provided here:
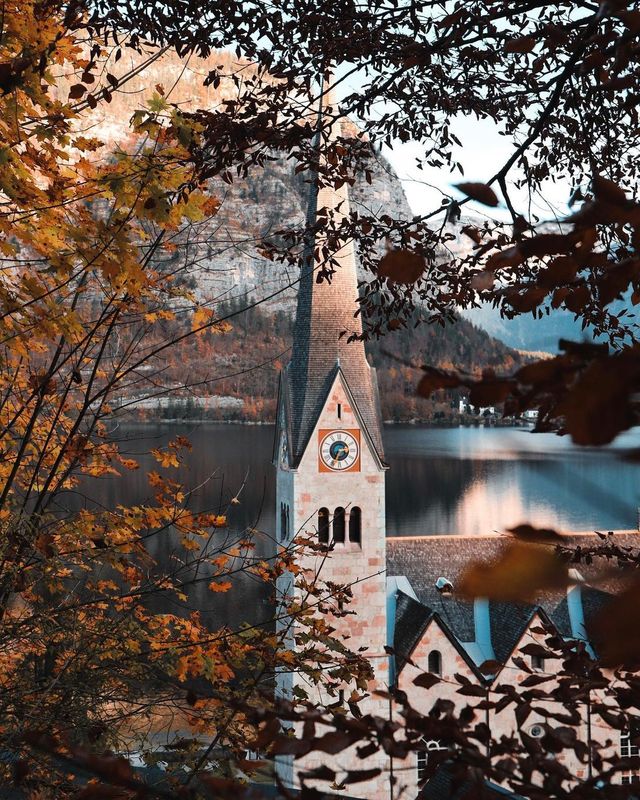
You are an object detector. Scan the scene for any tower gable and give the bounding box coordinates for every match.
[294,365,386,472]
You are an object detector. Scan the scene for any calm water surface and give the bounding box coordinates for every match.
[67,423,640,629]
[83,422,640,538]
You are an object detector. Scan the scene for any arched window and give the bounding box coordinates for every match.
[333,507,345,543]
[318,508,330,545]
[348,506,362,544]
[428,650,442,676]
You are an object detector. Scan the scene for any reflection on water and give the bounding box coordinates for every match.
[71,422,640,539]
[385,426,640,536]
[62,423,639,629]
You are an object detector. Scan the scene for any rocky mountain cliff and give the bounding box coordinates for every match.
[79,49,412,310]
[86,50,527,421]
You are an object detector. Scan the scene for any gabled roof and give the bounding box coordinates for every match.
[393,591,486,682]
[387,531,639,621]
[394,590,433,671]
[388,532,639,678]
[489,601,538,664]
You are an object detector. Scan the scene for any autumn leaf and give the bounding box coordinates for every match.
[504,35,537,53]
[592,175,628,206]
[151,448,180,468]
[508,524,563,544]
[590,579,640,667]
[208,580,232,592]
[413,672,441,689]
[455,182,500,207]
[68,83,86,99]
[377,249,425,284]
[458,542,569,602]
[416,366,462,397]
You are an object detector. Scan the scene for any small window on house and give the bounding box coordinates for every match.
[348,506,361,544]
[416,739,445,783]
[333,507,345,543]
[318,507,330,545]
[280,503,287,541]
[621,774,640,785]
[621,724,640,759]
[531,654,544,671]
[416,749,428,783]
[337,403,342,420]
[428,650,442,676]
[286,505,290,539]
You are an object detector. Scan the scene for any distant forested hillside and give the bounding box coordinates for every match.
[134,299,525,423]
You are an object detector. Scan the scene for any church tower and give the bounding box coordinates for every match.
[273,82,389,797]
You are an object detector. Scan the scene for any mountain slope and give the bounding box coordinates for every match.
[135,301,525,422]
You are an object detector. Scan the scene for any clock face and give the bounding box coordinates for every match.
[319,430,359,471]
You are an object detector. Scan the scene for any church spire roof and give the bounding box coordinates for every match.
[283,78,385,467]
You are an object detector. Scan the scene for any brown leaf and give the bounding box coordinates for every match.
[519,643,555,658]
[520,233,576,258]
[300,765,335,782]
[508,524,563,543]
[504,35,537,53]
[69,83,86,99]
[416,366,461,397]
[537,256,579,289]
[343,768,382,785]
[462,225,482,244]
[413,672,441,689]
[458,542,569,602]
[377,249,425,284]
[312,731,354,755]
[515,356,566,386]
[198,775,248,799]
[485,246,523,271]
[592,176,628,206]
[455,182,500,207]
[505,287,547,313]
[478,659,502,674]
[468,378,514,407]
[73,786,128,799]
[271,736,311,756]
[590,579,640,667]
[563,284,590,314]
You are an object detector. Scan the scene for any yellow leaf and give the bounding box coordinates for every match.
[208,580,232,593]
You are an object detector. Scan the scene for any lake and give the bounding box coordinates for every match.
[83,422,640,538]
[67,423,640,629]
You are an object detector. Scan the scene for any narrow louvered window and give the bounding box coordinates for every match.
[318,507,330,545]
[333,507,345,543]
[349,506,361,544]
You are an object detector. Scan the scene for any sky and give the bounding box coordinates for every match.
[382,117,573,225]
[335,67,574,226]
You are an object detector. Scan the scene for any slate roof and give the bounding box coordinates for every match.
[394,590,487,680]
[489,602,537,664]
[387,531,640,672]
[549,585,614,646]
[394,590,433,669]
[281,89,385,467]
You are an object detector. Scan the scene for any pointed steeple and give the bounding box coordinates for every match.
[283,78,385,467]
